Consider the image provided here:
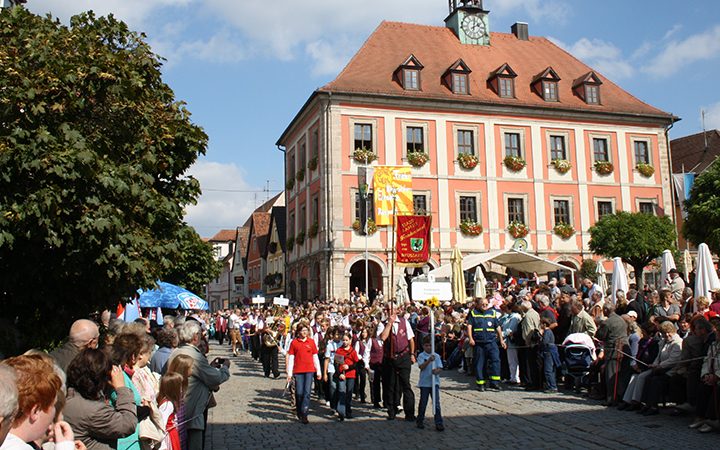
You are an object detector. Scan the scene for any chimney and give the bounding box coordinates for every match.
[511,22,529,41]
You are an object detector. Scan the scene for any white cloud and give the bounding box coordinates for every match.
[305,38,356,76]
[490,0,571,24]
[152,30,250,67]
[184,161,266,237]
[704,102,720,131]
[550,37,634,80]
[645,25,720,77]
[663,24,683,40]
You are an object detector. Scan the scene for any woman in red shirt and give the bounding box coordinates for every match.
[334,332,360,421]
[287,323,321,424]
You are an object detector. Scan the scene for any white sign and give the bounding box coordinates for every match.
[411,281,452,301]
[273,296,290,306]
[251,296,266,304]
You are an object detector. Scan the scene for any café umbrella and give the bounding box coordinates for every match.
[660,249,676,287]
[451,247,466,303]
[694,243,720,308]
[610,257,628,305]
[138,281,209,310]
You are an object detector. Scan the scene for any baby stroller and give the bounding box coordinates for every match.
[561,333,595,392]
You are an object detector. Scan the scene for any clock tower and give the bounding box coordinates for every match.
[445,0,490,46]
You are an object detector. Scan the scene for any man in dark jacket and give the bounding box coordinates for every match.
[627,290,651,325]
[595,304,629,406]
[49,319,100,372]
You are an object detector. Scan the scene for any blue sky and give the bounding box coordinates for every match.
[26,0,720,236]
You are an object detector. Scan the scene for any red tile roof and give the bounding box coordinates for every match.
[209,229,237,242]
[670,129,720,174]
[321,21,673,119]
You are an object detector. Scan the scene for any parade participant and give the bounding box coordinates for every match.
[215,312,228,346]
[499,302,522,384]
[229,308,242,357]
[49,319,100,372]
[367,324,385,409]
[63,349,138,450]
[334,332,360,421]
[353,327,371,403]
[260,324,281,378]
[170,321,230,450]
[286,323,322,424]
[313,319,330,401]
[467,296,506,391]
[323,327,343,410]
[416,336,444,431]
[378,303,416,421]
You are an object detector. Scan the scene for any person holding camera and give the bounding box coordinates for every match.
[170,321,230,450]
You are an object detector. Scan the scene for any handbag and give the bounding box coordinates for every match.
[138,401,165,450]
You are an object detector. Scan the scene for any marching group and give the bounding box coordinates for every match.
[210,269,720,435]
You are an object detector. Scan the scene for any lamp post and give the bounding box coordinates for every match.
[363,153,369,300]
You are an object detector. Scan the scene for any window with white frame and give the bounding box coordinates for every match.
[504,132,522,157]
[499,77,514,98]
[553,199,571,225]
[413,194,428,215]
[550,135,567,160]
[542,81,558,101]
[507,197,525,224]
[634,141,650,165]
[354,192,375,221]
[457,129,474,155]
[593,137,609,162]
[452,73,468,94]
[404,69,419,90]
[354,123,373,151]
[406,126,424,154]
[459,196,478,222]
[597,201,613,219]
[639,201,655,215]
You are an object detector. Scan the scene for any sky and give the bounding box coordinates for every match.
[24,0,720,237]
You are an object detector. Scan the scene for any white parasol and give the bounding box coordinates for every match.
[694,243,720,308]
[610,257,629,305]
[660,249,676,287]
[682,249,693,283]
[474,266,487,299]
[595,259,608,297]
[395,275,410,307]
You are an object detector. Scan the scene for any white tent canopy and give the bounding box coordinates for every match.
[427,248,575,280]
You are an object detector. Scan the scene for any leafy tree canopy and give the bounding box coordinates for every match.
[161,225,222,295]
[683,160,720,254]
[589,212,676,285]
[0,8,210,353]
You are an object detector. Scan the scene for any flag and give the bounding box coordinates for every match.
[396,215,431,267]
[672,173,696,218]
[156,307,164,326]
[117,297,140,322]
[373,166,413,226]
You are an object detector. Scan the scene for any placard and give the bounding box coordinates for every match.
[251,296,266,304]
[273,296,290,306]
[411,281,452,301]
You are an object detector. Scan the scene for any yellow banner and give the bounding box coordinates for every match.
[373,166,413,226]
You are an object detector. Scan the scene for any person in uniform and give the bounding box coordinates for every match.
[467,296,507,391]
[378,303,416,421]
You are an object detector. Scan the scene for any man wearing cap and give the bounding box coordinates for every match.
[668,269,685,302]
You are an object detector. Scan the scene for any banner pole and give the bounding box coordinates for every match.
[390,193,397,305]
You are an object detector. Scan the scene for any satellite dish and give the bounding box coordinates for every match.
[512,238,528,251]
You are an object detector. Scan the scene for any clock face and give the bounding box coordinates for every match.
[462,15,485,39]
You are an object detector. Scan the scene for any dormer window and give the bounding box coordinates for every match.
[573,71,603,105]
[532,67,561,102]
[394,54,424,91]
[488,63,517,99]
[443,59,472,95]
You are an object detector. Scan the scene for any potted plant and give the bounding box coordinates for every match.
[287,235,294,251]
[285,178,295,190]
[308,156,318,171]
[353,147,377,163]
[352,218,377,235]
[594,160,614,175]
[308,222,318,238]
[504,155,527,172]
[552,159,572,174]
[407,151,429,168]
[553,222,575,239]
[507,220,529,238]
[296,168,305,182]
[636,163,655,177]
[457,152,479,170]
[459,220,483,236]
[295,230,306,245]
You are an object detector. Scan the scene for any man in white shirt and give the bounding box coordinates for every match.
[229,308,242,356]
[378,304,416,421]
[583,278,604,301]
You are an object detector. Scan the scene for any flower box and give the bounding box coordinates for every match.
[504,155,526,172]
[636,163,655,177]
[507,221,529,239]
[308,156,318,171]
[457,152,478,170]
[594,160,614,175]
[295,230,305,245]
[296,168,305,182]
[552,159,572,174]
[352,218,377,235]
[353,148,377,164]
[459,220,483,236]
[553,222,575,239]
[285,178,295,190]
[308,222,318,238]
[407,151,429,167]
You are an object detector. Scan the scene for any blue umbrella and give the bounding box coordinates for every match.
[137,281,209,310]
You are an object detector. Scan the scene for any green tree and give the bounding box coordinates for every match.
[0,8,208,354]
[161,225,222,295]
[579,258,598,282]
[683,160,720,254]
[589,212,676,286]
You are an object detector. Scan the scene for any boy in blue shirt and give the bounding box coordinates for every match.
[416,336,445,431]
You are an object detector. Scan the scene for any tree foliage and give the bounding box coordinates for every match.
[161,226,222,295]
[579,259,598,282]
[589,212,676,285]
[683,160,720,254]
[0,8,209,353]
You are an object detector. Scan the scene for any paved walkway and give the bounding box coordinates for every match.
[206,344,717,449]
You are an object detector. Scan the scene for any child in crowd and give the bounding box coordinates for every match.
[157,373,183,450]
[334,332,360,421]
[539,318,561,393]
[416,336,444,431]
